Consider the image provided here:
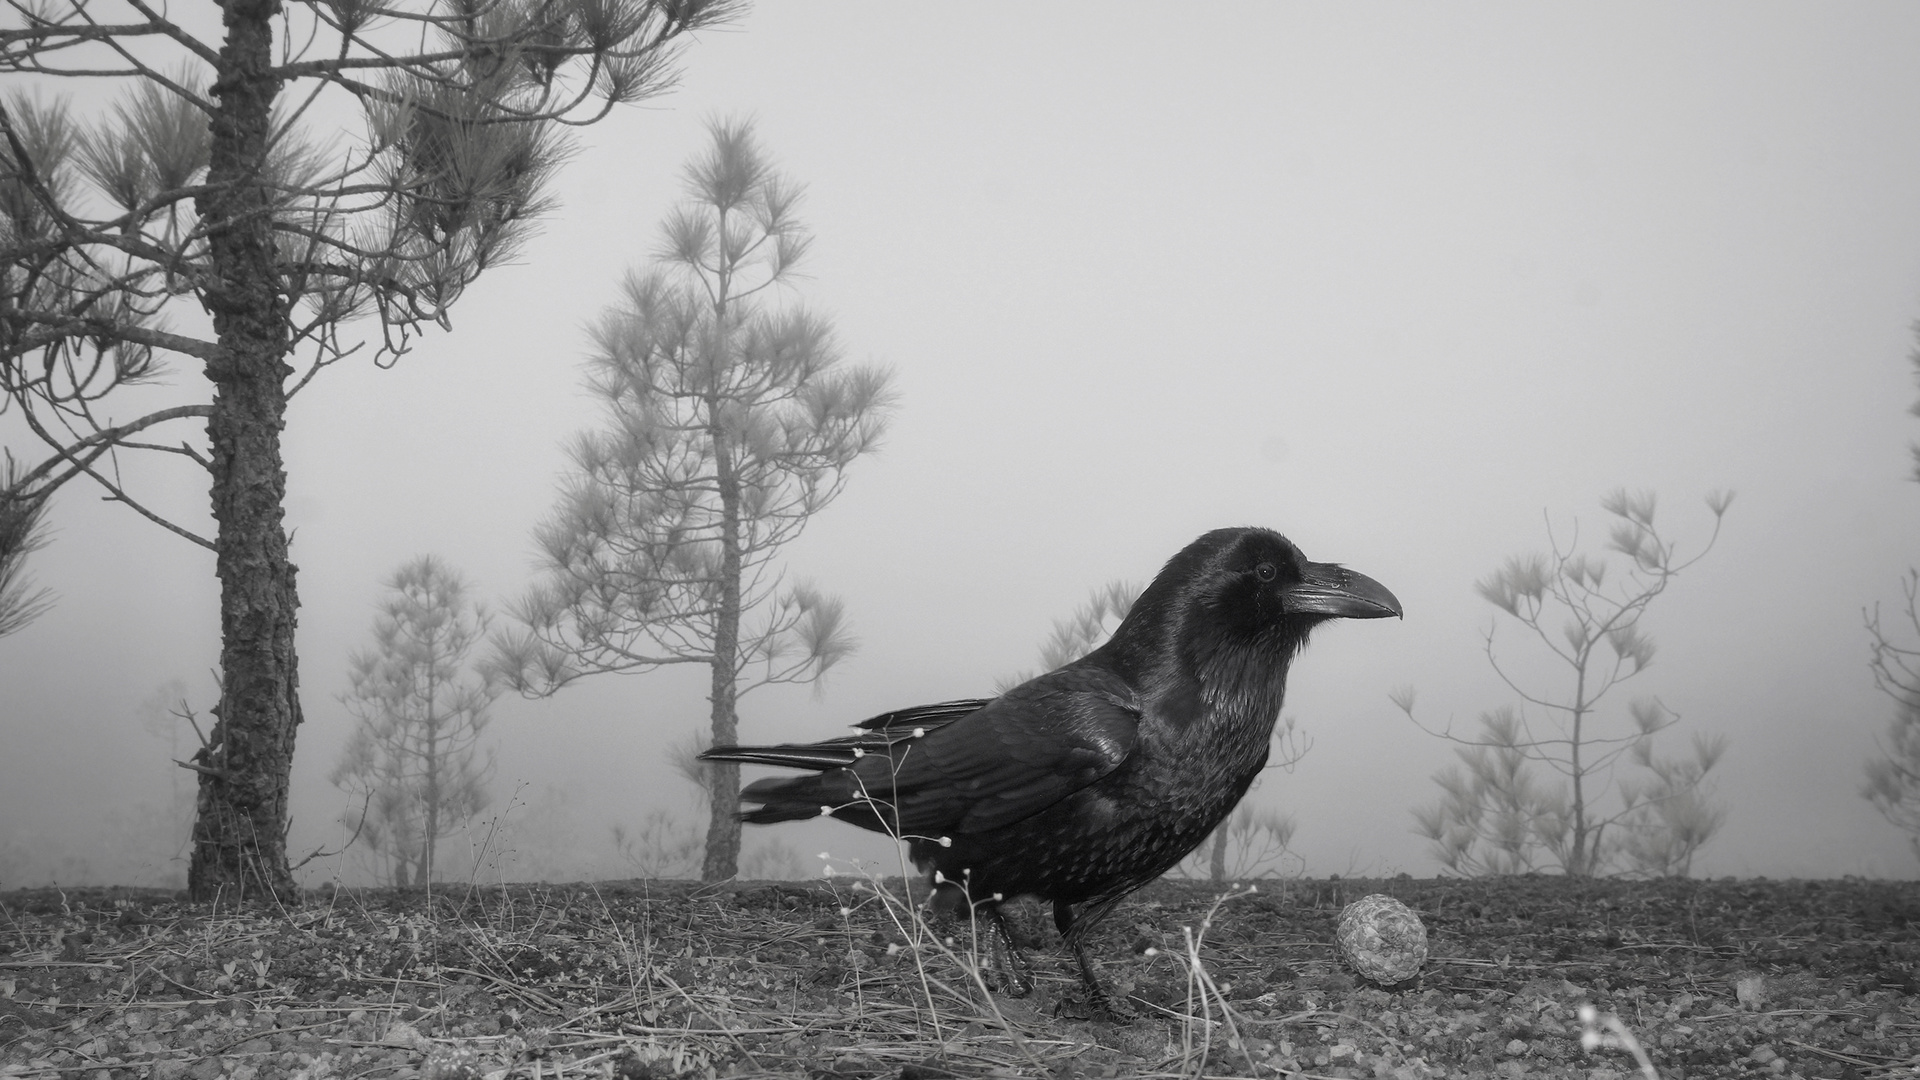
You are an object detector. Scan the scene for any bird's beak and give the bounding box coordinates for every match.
[1282,563,1403,619]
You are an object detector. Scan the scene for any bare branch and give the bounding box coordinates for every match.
[1403,489,1733,877]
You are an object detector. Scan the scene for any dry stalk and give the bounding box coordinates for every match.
[1578,1002,1661,1080]
[1144,884,1262,1080]
[812,767,1061,1075]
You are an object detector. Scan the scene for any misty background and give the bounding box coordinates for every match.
[4,3,1919,887]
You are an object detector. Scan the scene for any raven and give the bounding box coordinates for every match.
[702,527,1400,1018]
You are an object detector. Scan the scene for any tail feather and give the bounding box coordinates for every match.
[701,698,992,773]
[854,698,992,732]
[738,772,893,832]
[739,773,835,823]
[698,697,993,831]
[702,745,863,771]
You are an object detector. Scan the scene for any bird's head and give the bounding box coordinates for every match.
[1107,526,1402,679]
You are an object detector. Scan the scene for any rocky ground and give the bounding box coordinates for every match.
[2,875,1917,1079]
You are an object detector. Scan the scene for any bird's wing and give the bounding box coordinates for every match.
[705,699,994,771]
[855,698,996,733]
[859,665,1140,838]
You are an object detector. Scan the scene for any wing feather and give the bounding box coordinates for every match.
[706,699,994,771]
[848,666,1139,837]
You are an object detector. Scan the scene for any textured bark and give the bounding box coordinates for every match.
[703,671,742,881]
[186,0,301,902]
[698,234,744,883]
[702,399,744,882]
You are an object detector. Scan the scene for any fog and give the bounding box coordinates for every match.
[4,3,1919,888]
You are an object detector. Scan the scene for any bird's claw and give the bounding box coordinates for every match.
[1091,992,1140,1023]
[1051,986,1141,1024]
[986,911,1036,997]
[995,961,1035,998]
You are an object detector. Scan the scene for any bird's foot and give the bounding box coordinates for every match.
[985,910,1035,998]
[1088,987,1141,1024]
[1052,982,1141,1023]
[990,954,1035,998]
[1066,938,1139,1023]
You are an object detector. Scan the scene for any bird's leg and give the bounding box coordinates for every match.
[980,903,1035,997]
[928,877,1035,998]
[1057,897,1140,1022]
[1067,934,1140,1023]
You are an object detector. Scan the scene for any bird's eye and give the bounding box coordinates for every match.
[1254,562,1277,582]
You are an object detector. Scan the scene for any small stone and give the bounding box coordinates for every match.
[381,1020,431,1050]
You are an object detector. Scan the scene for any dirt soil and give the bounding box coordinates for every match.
[2,875,1918,1079]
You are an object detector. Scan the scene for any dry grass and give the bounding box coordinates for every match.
[3,875,1919,1078]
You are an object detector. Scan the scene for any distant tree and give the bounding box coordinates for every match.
[1397,489,1733,877]
[492,120,895,882]
[1860,584,1920,856]
[611,810,703,879]
[666,727,716,806]
[740,839,804,880]
[607,727,706,880]
[611,725,810,881]
[1006,578,1308,882]
[1,0,734,899]
[1615,779,1727,878]
[1908,324,1920,486]
[479,784,596,884]
[330,556,499,887]
[1861,330,1920,855]
[996,580,1141,693]
[1174,804,1300,881]
[133,678,201,883]
[0,454,52,638]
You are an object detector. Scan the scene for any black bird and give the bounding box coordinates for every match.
[702,527,1401,1017]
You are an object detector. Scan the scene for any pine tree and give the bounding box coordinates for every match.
[1,0,732,898]
[331,556,498,886]
[494,120,894,880]
[1400,489,1733,876]
[1861,328,1920,856]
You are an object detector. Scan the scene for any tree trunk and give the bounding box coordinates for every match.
[703,664,741,880]
[1208,825,1228,882]
[702,425,744,881]
[424,667,440,884]
[699,240,743,883]
[185,0,301,902]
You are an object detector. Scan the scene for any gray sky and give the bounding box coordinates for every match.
[5,3,1920,885]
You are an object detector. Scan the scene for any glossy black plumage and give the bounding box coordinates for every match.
[703,527,1401,1017]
